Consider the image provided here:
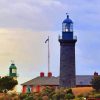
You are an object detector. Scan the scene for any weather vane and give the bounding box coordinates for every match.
[66,13,69,18]
[66,13,68,15]
[11,60,14,64]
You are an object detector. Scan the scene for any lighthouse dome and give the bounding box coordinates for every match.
[10,63,16,69]
[63,15,73,24]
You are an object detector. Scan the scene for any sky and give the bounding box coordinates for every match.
[0,0,100,92]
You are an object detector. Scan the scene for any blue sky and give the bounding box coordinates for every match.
[0,0,100,91]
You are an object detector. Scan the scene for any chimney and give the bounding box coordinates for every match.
[40,72,44,77]
[48,72,52,77]
[94,72,98,76]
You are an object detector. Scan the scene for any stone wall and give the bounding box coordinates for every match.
[59,40,76,88]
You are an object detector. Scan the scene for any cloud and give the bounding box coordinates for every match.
[0,0,64,31]
[0,0,99,32]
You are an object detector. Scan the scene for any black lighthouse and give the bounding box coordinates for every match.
[59,14,77,87]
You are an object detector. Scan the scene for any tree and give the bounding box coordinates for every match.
[65,93,75,100]
[91,76,100,91]
[67,88,73,94]
[0,76,18,92]
[65,88,75,100]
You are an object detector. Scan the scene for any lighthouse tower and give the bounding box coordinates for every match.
[9,62,17,92]
[59,14,77,87]
[9,62,17,80]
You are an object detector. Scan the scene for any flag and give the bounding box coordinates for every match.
[45,37,49,43]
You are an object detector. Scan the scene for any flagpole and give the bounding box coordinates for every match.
[48,36,50,73]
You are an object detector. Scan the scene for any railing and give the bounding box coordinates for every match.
[73,36,77,40]
[58,35,77,40]
[6,74,19,77]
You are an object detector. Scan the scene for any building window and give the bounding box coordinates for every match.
[27,86,31,93]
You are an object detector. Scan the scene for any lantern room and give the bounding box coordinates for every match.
[9,63,17,78]
[62,14,73,40]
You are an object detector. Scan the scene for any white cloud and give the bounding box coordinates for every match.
[0,0,64,31]
[37,0,62,7]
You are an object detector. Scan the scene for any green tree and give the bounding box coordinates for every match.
[0,76,18,92]
[65,93,75,100]
[67,88,73,94]
[41,86,55,99]
[91,76,100,91]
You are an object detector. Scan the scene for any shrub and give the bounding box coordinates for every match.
[65,93,75,100]
[42,95,49,100]
[24,96,34,100]
[41,86,55,99]
[91,76,100,91]
[77,94,83,98]
[0,76,18,92]
[67,88,73,94]
[19,93,28,100]
[77,94,84,100]
[52,93,61,100]
[94,94,100,98]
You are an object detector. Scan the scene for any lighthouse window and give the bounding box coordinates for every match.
[70,24,73,32]
[12,69,16,73]
[62,23,66,32]
[65,26,68,32]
